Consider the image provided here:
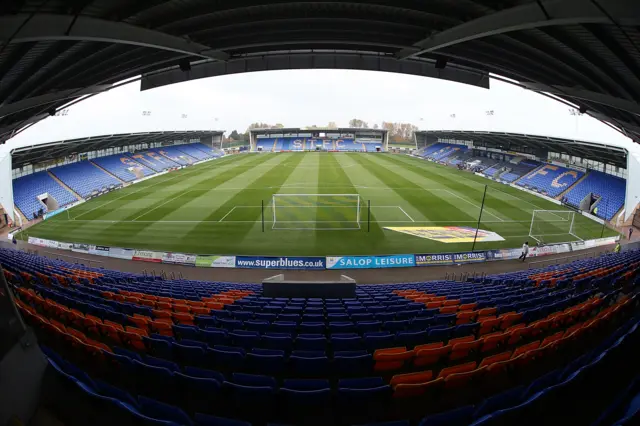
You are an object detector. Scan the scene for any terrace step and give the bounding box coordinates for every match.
[512,164,545,185]
[556,171,590,200]
[90,160,126,184]
[47,171,82,201]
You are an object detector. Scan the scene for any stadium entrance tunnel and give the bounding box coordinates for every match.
[37,194,59,213]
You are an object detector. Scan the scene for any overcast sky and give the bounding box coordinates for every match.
[7,69,638,152]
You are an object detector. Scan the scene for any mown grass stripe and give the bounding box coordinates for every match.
[351,154,480,222]
[87,154,279,241]
[373,154,518,222]
[179,153,306,246]
[69,155,246,221]
[21,153,619,255]
[313,153,386,252]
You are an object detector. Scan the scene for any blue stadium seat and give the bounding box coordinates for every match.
[50,161,123,198]
[13,171,77,218]
[138,395,194,425]
[564,170,626,220]
[516,164,584,197]
[91,154,156,182]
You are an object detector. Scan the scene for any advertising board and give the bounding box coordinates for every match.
[326,255,415,270]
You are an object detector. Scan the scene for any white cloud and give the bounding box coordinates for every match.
[7,69,637,153]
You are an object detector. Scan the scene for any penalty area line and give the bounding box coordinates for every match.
[218,206,237,222]
[397,207,415,222]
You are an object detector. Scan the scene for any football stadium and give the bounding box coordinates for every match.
[1,2,640,426]
[9,130,623,257]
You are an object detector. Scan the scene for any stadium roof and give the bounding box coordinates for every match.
[417,130,628,168]
[0,1,639,144]
[10,130,222,169]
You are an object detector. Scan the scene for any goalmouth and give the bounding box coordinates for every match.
[529,210,582,244]
[272,194,361,230]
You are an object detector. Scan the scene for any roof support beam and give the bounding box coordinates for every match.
[521,82,640,117]
[0,113,48,143]
[0,14,228,61]
[0,85,111,119]
[397,0,640,59]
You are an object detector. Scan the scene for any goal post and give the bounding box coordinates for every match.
[529,210,581,243]
[271,194,361,230]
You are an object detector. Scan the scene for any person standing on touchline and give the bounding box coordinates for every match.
[519,241,529,262]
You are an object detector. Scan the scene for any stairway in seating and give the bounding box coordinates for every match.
[47,171,82,200]
[512,164,545,185]
[16,207,29,225]
[556,171,590,200]
[90,161,126,184]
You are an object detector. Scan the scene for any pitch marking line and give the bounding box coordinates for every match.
[65,219,546,224]
[398,207,416,222]
[71,156,239,220]
[132,190,193,222]
[218,207,237,223]
[403,155,568,219]
[442,189,505,222]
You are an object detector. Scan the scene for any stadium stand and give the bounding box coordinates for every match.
[482,164,504,177]
[6,246,640,426]
[501,160,541,183]
[194,143,223,158]
[154,146,198,166]
[564,171,626,221]
[361,141,382,152]
[176,144,214,161]
[255,137,378,152]
[335,140,365,151]
[91,155,156,183]
[255,138,282,152]
[422,143,468,161]
[516,164,584,197]
[129,151,180,172]
[447,150,475,166]
[50,162,124,198]
[12,172,78,219]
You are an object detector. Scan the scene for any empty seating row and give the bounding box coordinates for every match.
[19,284,639,426]
[175,144,215,161]
[91,154,156,182]
[12,171,78,218]
[50,161,123,197]
[516,164,584,197]
[564,170,626,220]
[128,150,180,172]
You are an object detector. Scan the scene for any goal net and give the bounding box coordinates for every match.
[529,210,581,243]
[271,194,361,230]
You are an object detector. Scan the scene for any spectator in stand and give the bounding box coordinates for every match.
[630,227,634,241]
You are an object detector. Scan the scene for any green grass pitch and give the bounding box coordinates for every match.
[21,153,618,256]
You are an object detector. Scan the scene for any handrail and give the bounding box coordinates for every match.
[41,251,105,268]
[527,251,598,270]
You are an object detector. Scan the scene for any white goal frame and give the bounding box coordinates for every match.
[528,209,581,243]
[271,193,361,230]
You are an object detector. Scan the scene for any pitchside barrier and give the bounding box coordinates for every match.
[24,236,619,270]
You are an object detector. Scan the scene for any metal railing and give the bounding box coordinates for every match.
[527,251,603,270]
[41,251,105,268]
[444,271,486,282]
